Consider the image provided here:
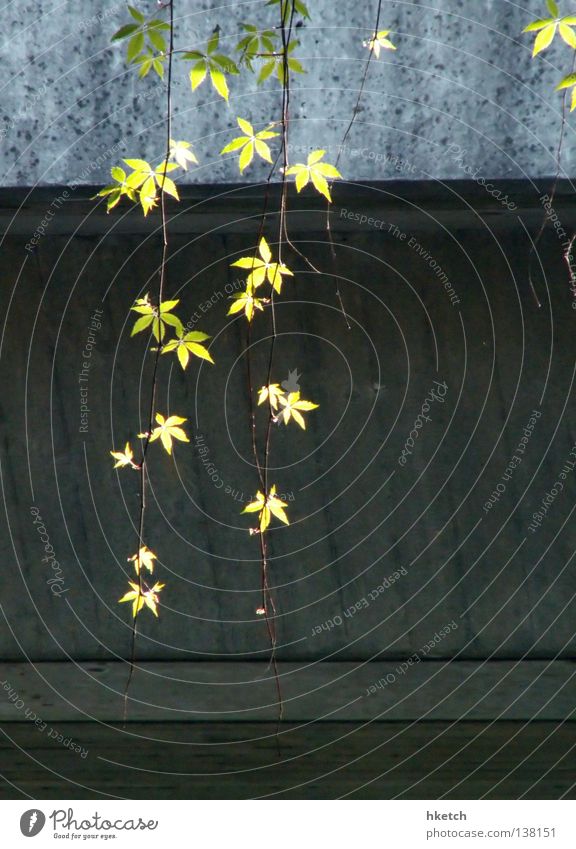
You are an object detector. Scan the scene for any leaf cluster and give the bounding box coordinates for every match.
[112,5,169,78]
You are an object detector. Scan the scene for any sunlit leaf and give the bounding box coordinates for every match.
[112,23,139,41]
[190,60,208,90]
[162,330,214,369]
[242,484,289,532]
[110,442,137,469]
[277,391,319,429]
[258,383,285,409]
[533,23,557,55]
[119,580,165,618]
[210,66,229,100]
[128,545,157,575]
[149,413,190,454]
[285,150,342,202]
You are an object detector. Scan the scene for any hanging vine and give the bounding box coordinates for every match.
[523,0,576,303]
[100,0,400,722]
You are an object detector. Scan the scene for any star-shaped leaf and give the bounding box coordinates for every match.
[242,484,289,532]
[169,139,198,170]
[112,9,169,79]
[277,391,319,429]
[162,330,214,369]
[523,9,576,55]
[128,545,157,575]
[119,580,165,618]
[285,150,342,202]
[258,383,285,409]
[220,117,279,173]
[231,237,293,292]
[182,29,240,101]
[257,40,306,84]
[123,158,180,214]
[364,29,397,58]
[96,165,138,212]
[149,413,190,455]
[130,295,183,342]
[236,23,279,72]
[110,442,138,469]
[227,286,269,322]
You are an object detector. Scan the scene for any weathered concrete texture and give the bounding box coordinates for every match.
[1,186,575,663]
[0,661,574,722]
[2,1,574,186]
[1,721,575,799]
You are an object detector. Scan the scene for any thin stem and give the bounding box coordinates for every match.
[527,50,576,309]
[123,0,174,723]
[325,0,383,327]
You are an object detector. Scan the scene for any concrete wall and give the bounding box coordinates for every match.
[3,1,576,187]
[1,184,575,662]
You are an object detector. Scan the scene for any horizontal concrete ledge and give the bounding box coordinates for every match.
[2,179,576,236]
[0,661,574,723]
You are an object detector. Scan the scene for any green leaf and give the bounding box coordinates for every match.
[148,19,170,31]
[288,57,306,74]
[221,137,249,154]
[128,5,145,23]
[112,23,139,41]
[158,176,179,200]
[161,313,183,334]
[258,60,275,83]
[533,23,557,55]
[237,117,254,136]
[213,54,240,74]
[254,139,272,162]
[124,158,150,170]
[547,0,559,17]
[559,22,576,47]
[190,60,207,90]
[106,190,122,211]
[187,343,214,363]
[137,55,153,77]
[127,31,145,62]
[556,72,576,89]
[152,57,164,78]
[209,66,229,100]
[110,165,126,182]
[523,18,553,32]
[148,29,166,52]
[159,299,180,312]
[523,18,552,32]
[238,142,254,172]
[131,314,154,336]
[207,30,220,54]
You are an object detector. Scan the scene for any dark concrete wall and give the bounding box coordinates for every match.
[1,182,575,663]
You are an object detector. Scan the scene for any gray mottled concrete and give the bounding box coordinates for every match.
[2,1,576,186]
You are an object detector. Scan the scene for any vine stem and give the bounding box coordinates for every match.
[527,49,576,309]
[242,0,298,737]
[324,0,384,327]
[123,0,175,724]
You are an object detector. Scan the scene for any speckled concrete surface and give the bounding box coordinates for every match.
[1,2,575,185]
